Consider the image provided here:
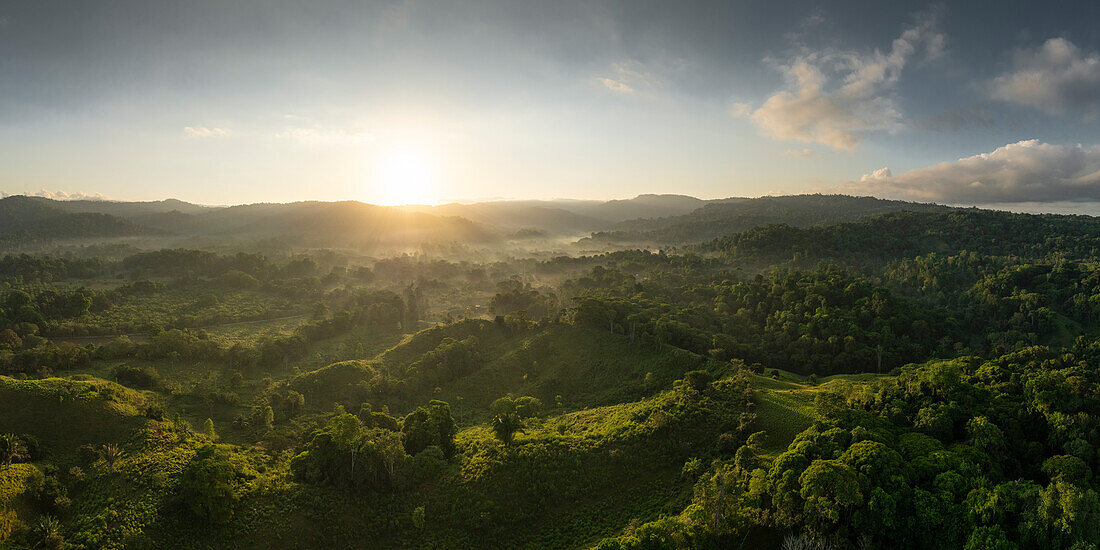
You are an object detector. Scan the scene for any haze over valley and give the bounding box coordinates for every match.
[4,1,1100,549]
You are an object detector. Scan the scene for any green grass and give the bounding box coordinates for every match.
[282,321,720,424]
[750,369,894,456]
[202,315,308,346]
[0,376,148,460]
[0,463,43,542]
[754,388,816,456]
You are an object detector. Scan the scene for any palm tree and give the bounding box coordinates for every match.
[102,443,123,472]
[491,414,525,446]
[0,433,27,466]
[32,515,64,550]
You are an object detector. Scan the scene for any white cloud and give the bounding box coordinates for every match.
[275,126,375,145]
[3,190,108,201]
[848,140,1100,203]
[990,38,1100,117]
[595,60,673,94]
[782,148,816,158]
[597,77,635,93]
[741,10,944,150]
[183,125,230,138]
[860,167,892,181]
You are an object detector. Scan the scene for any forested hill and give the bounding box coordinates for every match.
[704,208,1100,263]
[584,194,952,245]
[191,201,501,245]
[0,196,154,241]
[0,197,501,248]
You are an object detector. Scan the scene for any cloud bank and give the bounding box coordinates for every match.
[736,10,944,150]
[990,38,1100,117]
[850,140,1100,203]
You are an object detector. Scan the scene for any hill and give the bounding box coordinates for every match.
[0,376,148,459]
[402,202,608,235]
[36,197,214,217]
[193,201,501,246]
[282,320,715,422]
[0,196,155,242]
[584,194,952,245]
[706,208,1100,262]
[404,195,718,236]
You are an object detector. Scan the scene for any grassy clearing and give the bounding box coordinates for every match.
[202,315,308,346]
[0,376,148,460]
[287,321,718,423]
[750,369,894,456]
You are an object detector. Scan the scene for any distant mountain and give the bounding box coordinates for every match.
[0,195,154,240]
[705,208,1100,262]
[403,202,608,234]
[38,197,214,216]
[404,194,723,235]
[550,194,714,223]
[188,201,500,246]
[583,194,953,245]
[31,197,216,234]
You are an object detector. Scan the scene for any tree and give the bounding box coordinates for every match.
[30,516,64,550]
[492,413,524,446]
[1043,455,1092,486]
[179,445,245,523]
[402,400,456,458]
[799,459,863,524]
[285,391,305,416]
[734,445,756,473]
[203,418,217,440]
[0,434,27,466]
[514,396,544,418]
[964,526,1016,550]
[683,370,713,392]
[102,443,123,472]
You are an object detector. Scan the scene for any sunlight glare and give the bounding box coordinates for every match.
[375,147,439,206]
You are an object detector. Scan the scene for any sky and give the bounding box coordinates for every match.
[2,0,1100,208]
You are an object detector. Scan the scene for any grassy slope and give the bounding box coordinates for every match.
[0,463,43,542]
[0,326,895,549]
[288,320,716,422]
[0,376,147,460]
[750,370,891,456]
[161,374,746,550]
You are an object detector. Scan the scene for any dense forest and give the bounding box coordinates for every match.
[4,194,1100,549]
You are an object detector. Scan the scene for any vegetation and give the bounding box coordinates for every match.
[6,194,1100,548]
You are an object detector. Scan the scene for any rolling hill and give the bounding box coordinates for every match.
[0,196,155,241]
[583,194,953,245]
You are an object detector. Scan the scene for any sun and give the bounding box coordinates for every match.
[374,147,439,205]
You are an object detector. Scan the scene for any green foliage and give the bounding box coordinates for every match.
[178,445,249,523]
[401,400,457,458]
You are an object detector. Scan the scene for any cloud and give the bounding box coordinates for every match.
[989,38,1100,117]
[274,126,375,145]
[2,190,108,201]
[183,125,230,138]
[741,10,944,150]
[782,148,816,158]
[860,167,892,181]
[848,140,1100,203]
[597,77,634,93]
[595,60,671,94]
